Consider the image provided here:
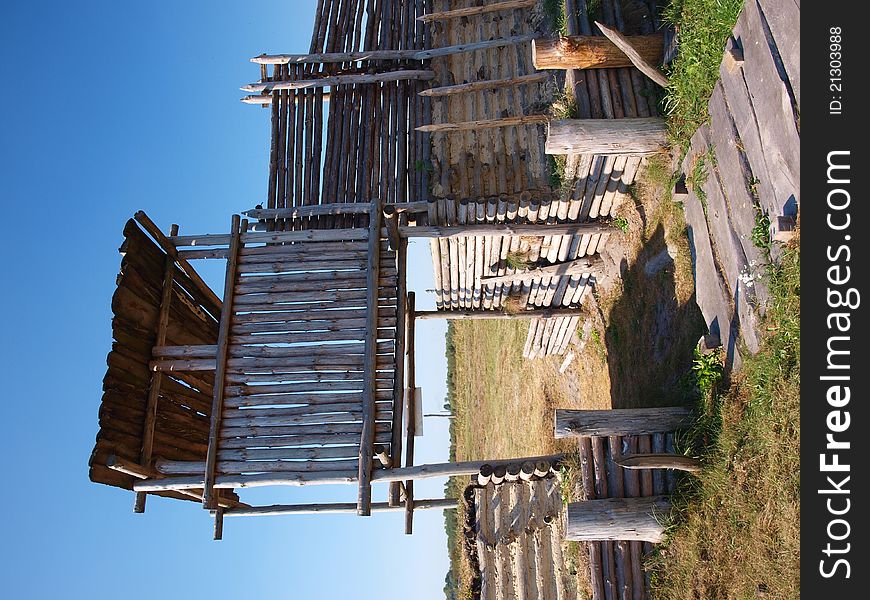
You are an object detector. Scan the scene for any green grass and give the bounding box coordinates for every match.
[686,154,709,213]
[612,216,630,233]
[751,208,772,249]
[663,0,744,149]
[649,237,800,600]
[543,0,568,36]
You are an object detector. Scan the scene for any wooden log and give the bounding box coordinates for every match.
[399,222,617,238]
[404,291,417,533]
[415,115,549,133]
[358,205,382,516]
[413,307,582,320]
[224,497,457,516]
[383,208,401,251]
[170,227,368,247]
[242,70,435,94]
[419,73,548,97]
[251,34,536,64]
[566,497,672,542]
[388,242,409,507]
[616,453,701,473]
[546,118,667,155]
[212,508,224,540]
[372,454,564,483]
[555,408,692,438]
[202,215,241,509]
[416,0,535,22]
[505,463,522,482]
[491,464,507,486]
[519,461,537,481]
[134,470,359,491]
[534,460,551,478]
[531,34,664,70]
[593,22,668,88]
[478,463,494,486]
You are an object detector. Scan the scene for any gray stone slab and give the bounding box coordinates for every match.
[756,0,800,109]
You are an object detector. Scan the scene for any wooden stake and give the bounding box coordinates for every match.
[616,453,702,473]
[417,0,536,21]
[419,73,548,98]
[481,256,603,286]
[242,70,435,94]
[415,115,549,133]
[593,22,669,88]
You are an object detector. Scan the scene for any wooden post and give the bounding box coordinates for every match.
[554,408,692,438]
[531,34,664,70]
[416,0,536,22]
[480,256,602,286]
[135,222,178,513]
[202,215,242,509]
[224,498,457,517]
[546,118,668,155]
[398,222,618,238]
[565,497,672,543]
[490,465,506,485]
[413,307,583,320]
[593,22,669,88]
[358,203,382,516]
[388,241,408,506]
[404,291,416,533]
[383,206,401,251]
[477,464,493,486]
[213,508,224,540]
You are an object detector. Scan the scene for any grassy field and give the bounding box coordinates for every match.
[649,237,800,599]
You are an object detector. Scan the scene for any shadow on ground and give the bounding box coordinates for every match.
[603,225,706,409]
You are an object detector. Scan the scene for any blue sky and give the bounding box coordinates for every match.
[0,3,453,598]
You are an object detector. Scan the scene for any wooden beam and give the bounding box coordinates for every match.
[404,291,417,534]
[135,222,178,513]
[358,203,382,516]
[170,227,368,247]
[242,70,435,94]
[417,0,536,23]
[481,256,602,286]
[388,247,409,506]
[616,453,702,473]
[413,307,583,320]
[398,222,618,239]
[250,34,536,65]
[373,454,565,484]
[243,203,373,219]
[133,211,222,310]
[566,497,672,542]
[202,215,242,509]
[593,22,669,88]
[554,408,693,438]
[546,118,668,155]
[416,115,548,133]
[419,73,548,97]
[224,498,457,517]
[531,34,664,71]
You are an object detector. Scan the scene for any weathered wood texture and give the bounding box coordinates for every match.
[531,34,663,70]
[555,408,693,438]
[88,218,239,507]
[566,497,672,542]
[546,118,667,155]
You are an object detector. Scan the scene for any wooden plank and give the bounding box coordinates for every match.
[389,242,408,506]
[171,227,368,247]
[404,291,417,533]
[202,215,242,509]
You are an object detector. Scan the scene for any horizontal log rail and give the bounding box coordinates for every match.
[397,222,619,238]
[170,227,369,247]
[416,115,549,133]
[419,72,548,97]
[616,453,702,473]
[417,0,536,22]
[480,256,603,285]
[225,498,457,517]
[413,308,584,320]
[132,454,564,492]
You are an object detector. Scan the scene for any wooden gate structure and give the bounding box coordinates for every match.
[86,0,672,541]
